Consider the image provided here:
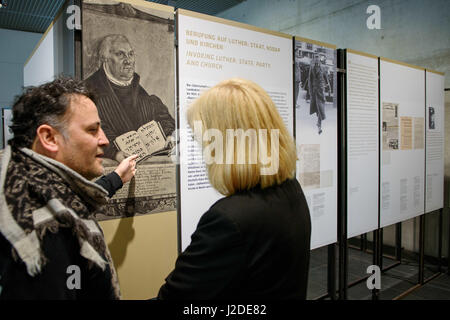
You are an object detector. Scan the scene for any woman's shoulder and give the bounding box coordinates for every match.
[208,178,304,222]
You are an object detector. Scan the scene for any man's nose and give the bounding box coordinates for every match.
[98,127,109,147]
[123,54,134,63]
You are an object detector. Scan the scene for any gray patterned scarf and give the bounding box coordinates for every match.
[0,146,120,298]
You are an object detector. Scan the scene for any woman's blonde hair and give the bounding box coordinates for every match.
[187,78,297,196]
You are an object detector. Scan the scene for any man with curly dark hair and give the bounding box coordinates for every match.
[0,77,132,299]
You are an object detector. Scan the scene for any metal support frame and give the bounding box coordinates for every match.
[331,61,444,301]
[338,238,348,300]
[372,229,380,300]
[395,223,402,262]
[391,79,446,297]
[74,0,82,80]
[419,215,425,284]
[372,57,381,301]
[379,228,384,271]
[312,244,337,301]
[438,208,443,272]
[393,265,442,300]
[422,209,445,283]
[362,233,367,252]
[346,234,401,284]
[393,209,445,299]
[448,207,450,275]
[336,48,348,301]
[328,244,337,300]
[316,53,447,302]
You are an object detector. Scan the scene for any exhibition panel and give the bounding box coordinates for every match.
[294,36,337,249]
[80,0,178,299]
[380,58,426,228]
[24,2,74,86]
[81,0,177,220]
[425,70,445,213]
[345,49,379,238]
[178,9,294,251]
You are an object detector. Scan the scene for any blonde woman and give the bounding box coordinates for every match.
[158,78,311,300]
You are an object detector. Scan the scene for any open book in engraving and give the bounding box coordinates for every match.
[113,120,168,162]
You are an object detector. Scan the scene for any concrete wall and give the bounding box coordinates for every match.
[0,29,41,105]
[0,29,41,147]
[219,0,450,255]
[219,0,450,87]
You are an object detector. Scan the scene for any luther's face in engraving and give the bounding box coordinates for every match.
[105,39,136,81]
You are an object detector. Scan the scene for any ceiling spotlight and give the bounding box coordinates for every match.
[0,1,7,9]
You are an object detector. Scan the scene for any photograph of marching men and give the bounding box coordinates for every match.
[294,38,337,191]
[294,40,336,135]
[428,106,435,129]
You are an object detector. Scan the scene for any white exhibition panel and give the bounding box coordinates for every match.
[294,38,337,249]
[346,50,379,238]
[23,7,72,87]
[380,59,425,228]
[24,23,56,86]
[178,10,294,251]
[425,71,445,212]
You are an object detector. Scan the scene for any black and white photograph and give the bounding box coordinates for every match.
[294,38,338,250]
[82,0,176,219]
[428,106,435,130]
[382,102,399,150]
[294,40,336,136]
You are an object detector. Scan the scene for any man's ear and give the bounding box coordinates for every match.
[35,124,61,153]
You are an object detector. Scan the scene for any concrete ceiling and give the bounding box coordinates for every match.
[0,0,245,33]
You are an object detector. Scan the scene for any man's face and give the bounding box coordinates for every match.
[106,39,135,81]
[56,95,109,180]
[313,55,320,66]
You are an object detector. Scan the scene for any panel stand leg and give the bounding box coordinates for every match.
[74,0,82,80]
[379,228,384,271]
[372,229,380,300]
[338,238,348,300]
[448,207,450,275]
[438,208,443,273]
[396,223,402,262]
[361,233,368,252]
[328,244,336,300]
[419,215,425,284]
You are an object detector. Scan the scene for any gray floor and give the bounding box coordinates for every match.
[307,245,450,300]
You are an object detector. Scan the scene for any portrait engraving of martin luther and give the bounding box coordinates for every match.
[83,1,175,165]
[82,0,177,219]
